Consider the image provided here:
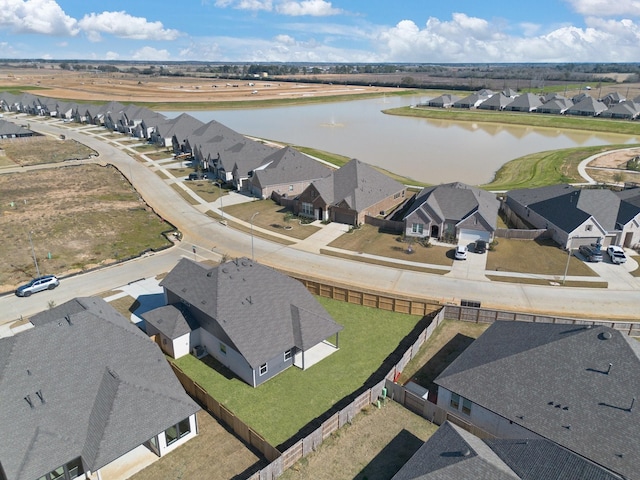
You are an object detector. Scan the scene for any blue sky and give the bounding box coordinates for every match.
[1,0,640,62]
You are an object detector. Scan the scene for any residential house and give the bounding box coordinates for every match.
[505,184,640,248]
[0,297,200,480]
[294,158,406,225]
[453,89,494,109]
[434,321,640,480]
[600,92,625,107]
[600,100,640,120]
[424,94,461,108]
[143,258,343,387]
[566,95,608,116]
[477,92,512,111]
[403,182,499,244]
[537,96,573,114]
[150,113,204,149]
[184,120,276,186]
[0,119,36,139]
[392,421,622,480]
[504,93,543,112]
[249,146,333,199]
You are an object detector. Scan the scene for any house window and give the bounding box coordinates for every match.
[220,343,227,355]
[411,223,424,234]
[301,202,314,216]
[585,225,593,231]
[259,363,268,375]
[165,417,191,446]
[394,192,401,199]
[37,458,84,480]
[462,397,472,415]
[284,349,292,361]
[289,185,294,191]
[450,393,460,410]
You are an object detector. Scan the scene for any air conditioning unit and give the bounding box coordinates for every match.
[191,345,207,359]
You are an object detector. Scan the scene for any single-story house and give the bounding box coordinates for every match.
[504,93,543,112]
[453,89,494,109]
[537,96,573,114]
[505,184,640,248]
[403,182,499,244]
[392,421,621,480]
[143,258,343,387]
[434,321,640,480]
[0,297,199,480]
[294,158,407,225]
[150,113,204,149]
[249,146,333,199]
[600,100,640,120]
[600,92,625,107]
[565,95,608,116]
[0,119,36,139]
[424,94,461,108]
[477,92,512,111]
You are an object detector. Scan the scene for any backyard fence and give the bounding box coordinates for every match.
[494,228,550,240]
[168,286,638,479]
[364,215,404,234]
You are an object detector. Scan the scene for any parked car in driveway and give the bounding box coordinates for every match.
[578,244,603,263]
[15,275,59,297]
[454,245,468,260]
[606,245,627,264]
[474,240,487,254]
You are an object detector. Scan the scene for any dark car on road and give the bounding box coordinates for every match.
[474,240,487,254]
[15,275,60,297]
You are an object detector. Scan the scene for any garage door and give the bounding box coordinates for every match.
[458,229,491,245]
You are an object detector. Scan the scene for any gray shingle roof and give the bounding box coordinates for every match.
[567,96,608,115]
[478,93,513,110]
[0,297,199,480]
[391,421,519,480]
[505,93,543,111]
[404,182,499,230]
[310,158,404,213]
[435,321,640,480]
[159,258,342,368]
[0,119,32,136]
[156,113,204,141]
[251,146,333,190]
[142,304,199,339]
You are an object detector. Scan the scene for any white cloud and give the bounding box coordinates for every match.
[131,46,171,61]
[105,51,120,60]
[519,22,542,36]
[276,0,342,16]
[215,0,340,16]
[78,11,180,42]
[565,0,640,17]
[0,0,78,35]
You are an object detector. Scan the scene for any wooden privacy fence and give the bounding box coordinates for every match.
[364,215,404,233]
[291,275,442,317]
[443,305,640,336]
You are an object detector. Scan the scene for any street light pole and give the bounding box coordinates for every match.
[250,211,260,260]
[28,231,41,278]
[562,247,572,285]
[217,182,224,219]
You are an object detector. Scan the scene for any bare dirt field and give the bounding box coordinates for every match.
[585,147,640,184]
[0,68,398,105]
[0,150,172,291]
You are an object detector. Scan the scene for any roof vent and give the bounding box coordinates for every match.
[222,268,228,274]
[36,390,45,404]
[462,448,471,457]
[600,331,612,340]
[24,395,34,409]
[65,315,72,325]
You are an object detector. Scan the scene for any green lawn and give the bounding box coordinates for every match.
[486,238,597,277]
[173,296,422,447]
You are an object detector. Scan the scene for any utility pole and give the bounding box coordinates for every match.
[250,212,260,260]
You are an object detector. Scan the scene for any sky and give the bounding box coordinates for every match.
[2,0,640,63]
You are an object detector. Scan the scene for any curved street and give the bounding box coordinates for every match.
[1,116,639,325]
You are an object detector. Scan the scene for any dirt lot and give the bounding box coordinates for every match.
[585,146,640,184]
[0,149,172,291]
[0,135,96,166]
[280,401,437,480]
[0,68,397,105]
[130,410,267,480]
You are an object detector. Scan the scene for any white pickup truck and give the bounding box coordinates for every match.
[607,245,627,264]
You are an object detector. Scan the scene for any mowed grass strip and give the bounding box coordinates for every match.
[328,224,452,266]
[173,297,422,447]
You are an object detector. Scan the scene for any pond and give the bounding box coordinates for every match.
[162,95,639,185]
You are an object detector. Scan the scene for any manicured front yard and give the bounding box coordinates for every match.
[328,224,452,266]
[486,237,597,276]
[173,297,422,447]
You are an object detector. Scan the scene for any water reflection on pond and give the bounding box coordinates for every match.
[162,95,638,185]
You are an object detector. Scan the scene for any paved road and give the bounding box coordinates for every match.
[1,117,639,326]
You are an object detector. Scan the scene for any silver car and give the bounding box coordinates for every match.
[15,275,60,297]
